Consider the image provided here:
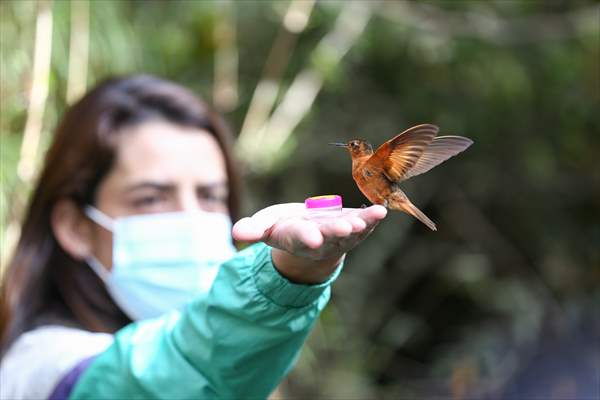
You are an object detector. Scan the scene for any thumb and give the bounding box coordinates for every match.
[232,203,305,243]
[232,217,272,243]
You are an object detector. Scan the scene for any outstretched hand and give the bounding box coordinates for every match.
[233,203,387,283]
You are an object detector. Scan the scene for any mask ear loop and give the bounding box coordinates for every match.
[84,205,115,231]
[85,255,111,282]
[83,205,114,280]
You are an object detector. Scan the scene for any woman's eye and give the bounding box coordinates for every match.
[197,187,228,205]
[198,192,227,204]
[132,195,165,208]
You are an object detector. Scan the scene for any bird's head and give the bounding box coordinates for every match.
[329,139,373,158]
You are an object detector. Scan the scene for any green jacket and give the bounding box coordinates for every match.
[70,243,341,399]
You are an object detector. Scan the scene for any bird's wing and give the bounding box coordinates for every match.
[366,124,438,182]
[400,135,473,181]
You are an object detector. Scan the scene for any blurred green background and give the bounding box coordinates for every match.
[1,0,599,398]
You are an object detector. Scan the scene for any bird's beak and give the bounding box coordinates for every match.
[329,142,348,148]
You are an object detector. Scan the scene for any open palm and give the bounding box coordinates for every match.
[232,203,387,261]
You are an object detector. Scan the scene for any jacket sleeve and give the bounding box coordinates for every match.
[69,243,342,399]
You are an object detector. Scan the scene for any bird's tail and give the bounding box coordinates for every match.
[402,201,437,231]
[388,190,437,231]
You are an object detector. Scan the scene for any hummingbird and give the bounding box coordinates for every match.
[331,124,473,231]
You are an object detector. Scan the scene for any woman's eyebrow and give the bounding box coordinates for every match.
[196,181,228,191]
[124,181,176,193]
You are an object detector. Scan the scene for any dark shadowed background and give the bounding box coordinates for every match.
[1,1,599,398]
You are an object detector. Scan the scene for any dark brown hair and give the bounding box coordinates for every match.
[0,75,241,354]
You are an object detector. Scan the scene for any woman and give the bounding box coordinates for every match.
[0,75,386,399]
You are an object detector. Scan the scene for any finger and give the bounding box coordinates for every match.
[274,219,324,250]
[347,216,367,233]
[357,205,387,225]
[233,203,307,243]
[318,218,353,238]
[232,217,267,242]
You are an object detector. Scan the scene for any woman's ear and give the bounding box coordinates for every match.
[51,199,94,261]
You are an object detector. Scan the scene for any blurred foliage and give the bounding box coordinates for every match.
[1,1,599,398]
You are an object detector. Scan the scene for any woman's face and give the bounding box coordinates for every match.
[89,120,229,269]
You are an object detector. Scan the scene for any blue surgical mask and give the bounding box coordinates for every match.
[84,206,236,320]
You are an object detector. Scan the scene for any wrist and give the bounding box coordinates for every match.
[271,248,343,284]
